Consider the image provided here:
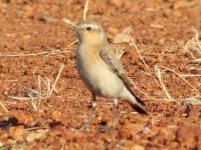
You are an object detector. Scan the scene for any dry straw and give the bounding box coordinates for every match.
[154,65,173,101]
[128,33,171,101]
[83,0,89,21]
[8,64,64,111]
[0,49,71,57]
[179,27,201,57]
[62,0,89,26]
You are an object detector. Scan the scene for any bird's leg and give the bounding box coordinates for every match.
[99,98,118,132]
[112,98,118,129]
[82,93,96,131]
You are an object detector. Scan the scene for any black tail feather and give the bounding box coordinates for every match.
[130,103,148,115]
[127,87,145,105]
[124,84,148,115]
[129,91,148,115]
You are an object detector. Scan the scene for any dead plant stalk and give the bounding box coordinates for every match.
[8,64,64,111]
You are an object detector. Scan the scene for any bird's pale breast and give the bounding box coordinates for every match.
[76,44,124,97]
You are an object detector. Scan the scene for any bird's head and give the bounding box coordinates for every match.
[71,20,107,46]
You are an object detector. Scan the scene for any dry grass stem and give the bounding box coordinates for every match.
[49,64,64,97]
[159,66,200,96]
[193,58,201,62]
[83,0,89,21]
[26,129,49,143]
[62,18,77,27]
[0,49,71,57]
[192,27,201,53]
[154,65,173,101]
[182,96,201,106]
[128,33,151,73]
[68,40,78,47]
[179,27,201,56]
[116,48,125,60]
[8,64,64,111]
[0,102,9,112]
[128,33,164,92]
[130,80,161,101]
[181,74,201,77]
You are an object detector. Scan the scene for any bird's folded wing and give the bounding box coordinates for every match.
[100,47,133,89]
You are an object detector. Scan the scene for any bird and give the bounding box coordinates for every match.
[70,20,147,129]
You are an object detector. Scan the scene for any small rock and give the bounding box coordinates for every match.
[130,145,145,150]
[51,110,62,121]
[175,123,201,149]
[107,27,119,34]
[110,0,123,8]
[173,1,185,10]
[193,69,201,75]
[113,27,133,44]
[38,16,58,23]
[118,124,141,139]
[9,126,24,141]
[150,23,163,30]
[113,33,130,44]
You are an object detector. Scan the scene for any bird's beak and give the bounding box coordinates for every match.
[69,27,78,32]
[67,27,79,36]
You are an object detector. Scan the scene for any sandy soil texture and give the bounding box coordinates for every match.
[0,0,201,149]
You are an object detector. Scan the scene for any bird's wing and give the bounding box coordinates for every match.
[99,46,133,89]
[100,45,146,109]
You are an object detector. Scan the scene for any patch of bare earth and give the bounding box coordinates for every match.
[0,0,201,149]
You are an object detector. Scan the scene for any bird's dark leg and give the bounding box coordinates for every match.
[82,93,96,131]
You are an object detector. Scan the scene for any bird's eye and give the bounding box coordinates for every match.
[86,26,92,31]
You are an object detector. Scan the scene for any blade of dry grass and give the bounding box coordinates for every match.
[116,48,125,60]
[7,64,64,111]
[83,0,89,21]
[62,18,77,27]
[159,66,200,96]
[154,65,173,101]
[0,49,71,57]
[182,96,201,106]
[49,64,64,97]
[192,27,201,53]
[193,58,201,62]
[0,102,9,112]
[178,27,201,56]
[128,33,169,98]
[68,40,78,47]
[128,33,151,73]
[181,74,201,77]
[130,80,161,101]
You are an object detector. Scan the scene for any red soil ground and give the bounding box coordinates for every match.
[0,0,201,149]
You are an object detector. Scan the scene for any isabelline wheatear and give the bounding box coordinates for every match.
[70,20,147,128]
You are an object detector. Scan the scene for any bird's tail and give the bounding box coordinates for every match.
[129,96,147,115]
[125,89,148,115]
